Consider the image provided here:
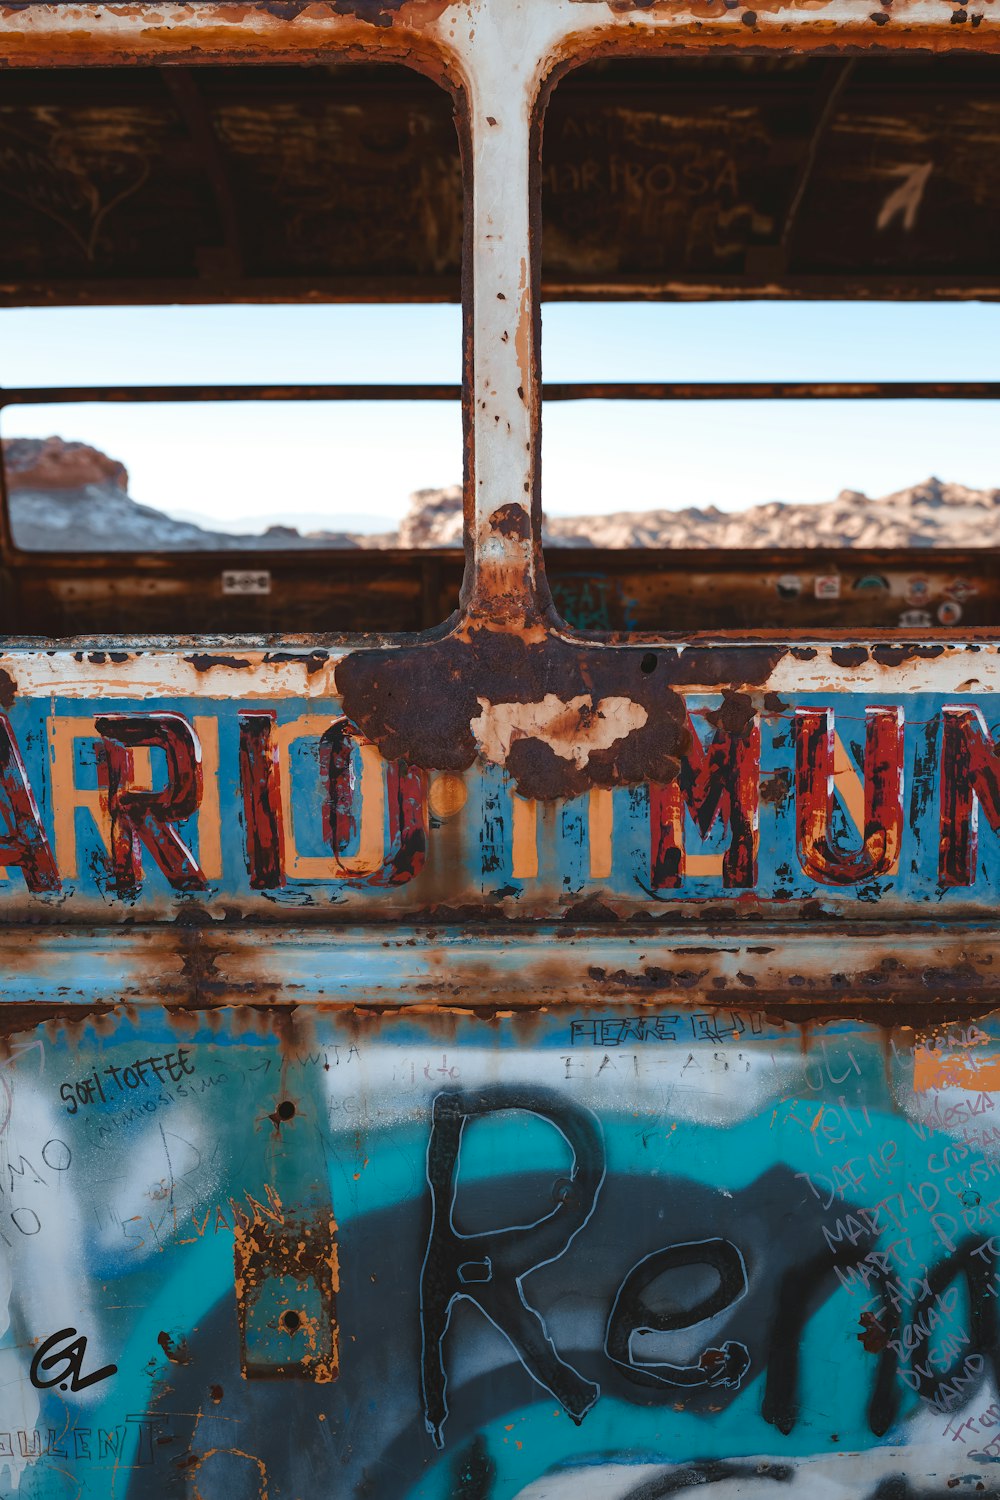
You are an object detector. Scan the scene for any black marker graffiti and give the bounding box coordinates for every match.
[30,1328,117,1392]
[606,1239,751,1390]
[60,1051,195,1114]
[420,1085,606,1448]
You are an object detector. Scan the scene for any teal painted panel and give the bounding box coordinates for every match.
[0,1006,997,1498]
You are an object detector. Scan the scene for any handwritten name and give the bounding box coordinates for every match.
[60,1050,195,1114]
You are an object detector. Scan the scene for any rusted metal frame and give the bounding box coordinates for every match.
[2,3,1000,67]
[541,274,1000,301]
[460,6,1000,627]
[545,382,1000,401]
[0,384,462,406]
[6,274,1000,309]
[3,923,1000,1017]
[0,276,463,307]
[0,25,474,580]
[5,381,999,406]
[2,5,999,636]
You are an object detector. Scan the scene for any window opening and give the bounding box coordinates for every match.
[0,63,464,634]
[539,56,1000,633]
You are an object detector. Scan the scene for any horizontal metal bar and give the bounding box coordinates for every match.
[542,381,1000,401]
[1,381,997,408]
[0,384,462,406]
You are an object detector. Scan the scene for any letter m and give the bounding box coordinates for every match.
[940,706,1000,887]
[650,712,759,889]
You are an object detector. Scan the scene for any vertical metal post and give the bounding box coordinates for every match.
[458,9,559,625]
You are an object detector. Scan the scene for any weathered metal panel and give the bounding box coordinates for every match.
[0,643,998,919]
[3,1000,1000,1498]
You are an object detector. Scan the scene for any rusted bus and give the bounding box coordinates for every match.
[1,4,1000,1499]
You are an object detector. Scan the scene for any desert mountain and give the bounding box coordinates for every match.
[4,438,999,551]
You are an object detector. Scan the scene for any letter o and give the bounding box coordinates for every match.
[42,1139,71,1172]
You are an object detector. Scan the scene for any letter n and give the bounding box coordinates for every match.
[0,715,59,892]
[650,713,759,888]
[939,706,1000,887]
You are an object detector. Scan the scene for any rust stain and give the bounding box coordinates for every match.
[489,504,532,541]
[187,653,253,673]
[336,630,785,800]
[913,1045,1000,1092]
[858,1310,890,1354]
[702,689,757,737]
[188,1446,269,1500]
[157,1329,192,1365]
[233,1188,340,1383]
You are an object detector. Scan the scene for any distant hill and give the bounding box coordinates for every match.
[3,437,366,552]
[398,479,1000,549]
[5,437,999,551]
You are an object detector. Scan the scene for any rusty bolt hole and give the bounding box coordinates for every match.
[282,1310,302,1332]
[276,1100,296,1121]
[640,653,657,675]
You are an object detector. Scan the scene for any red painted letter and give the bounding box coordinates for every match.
[238,711,285,889]
[95,712,207,895]
[321,719,427,886]
[939,706,1000,887]
[0,715,59,892]
[795,707,903,886]
[650,714,760,889]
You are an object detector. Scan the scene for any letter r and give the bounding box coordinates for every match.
[419,1085,605,1447]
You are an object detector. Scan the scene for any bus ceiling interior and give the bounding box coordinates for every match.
[0,54,998,638]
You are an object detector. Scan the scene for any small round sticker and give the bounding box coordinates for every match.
[937,600,963,625]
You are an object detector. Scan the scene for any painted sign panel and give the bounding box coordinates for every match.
[0,646,999,916]
[1,1005,999,1499]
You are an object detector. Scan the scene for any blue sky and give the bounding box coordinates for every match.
[1,301,997,534]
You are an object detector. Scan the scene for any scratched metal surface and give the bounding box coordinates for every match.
[4,1006,1000,1500]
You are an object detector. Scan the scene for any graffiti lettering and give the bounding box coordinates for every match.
[0,699,995,900]
[420,1085,605,1447]
[570,1012,764,1046]
[29,1328,117,1393]
[238,710,285,889]
[60,1050,195,1113]
[606,1239,751,1390]
[0,714,60,892]
[938,705,1000,887]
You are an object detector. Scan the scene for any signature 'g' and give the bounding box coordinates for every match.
[29,1328,117,1393]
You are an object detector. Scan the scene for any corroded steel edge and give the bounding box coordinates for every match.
[2,925,1000,1022]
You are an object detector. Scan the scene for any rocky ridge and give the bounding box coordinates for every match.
[4,437,999,550]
